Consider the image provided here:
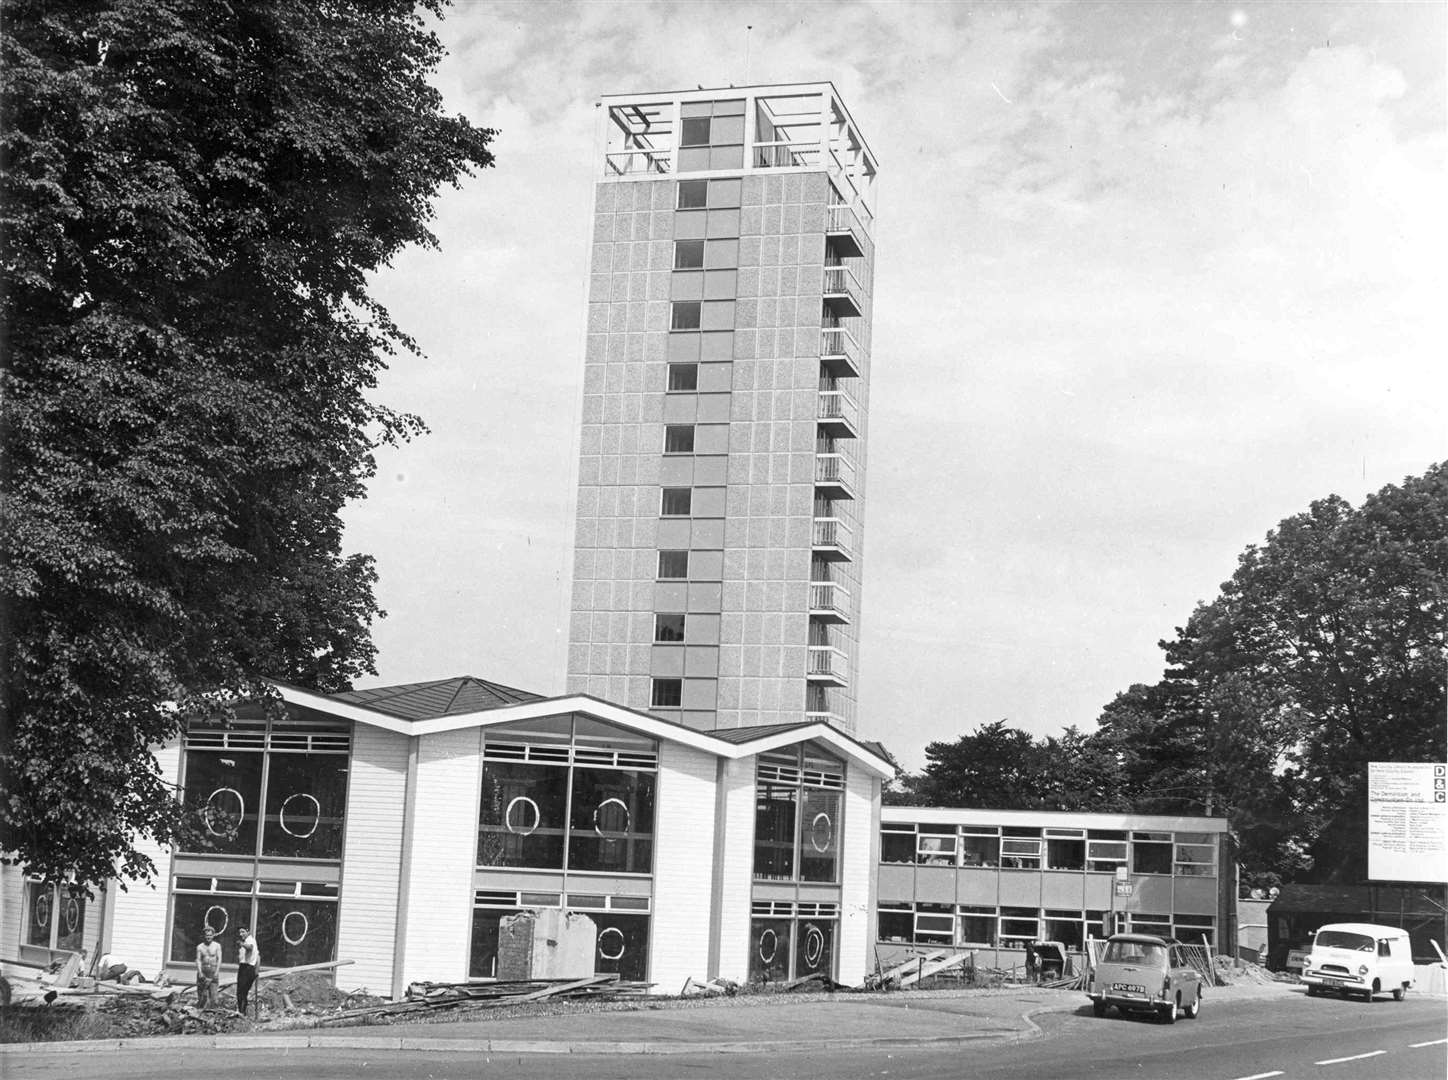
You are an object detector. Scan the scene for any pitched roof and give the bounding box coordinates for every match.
[273,680,897,779]
[707,722,814,744]
[330,677,544,721]
[707,721,896,769]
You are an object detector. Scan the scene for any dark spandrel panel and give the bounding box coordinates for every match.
[181,750,264,856]
[256,897,337,968]
[749,918,791,984]
[478,760,567,870]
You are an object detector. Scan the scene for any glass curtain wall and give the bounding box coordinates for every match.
[473,717,658,981]
[172,718,350,969]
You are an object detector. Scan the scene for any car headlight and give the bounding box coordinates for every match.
[1357,965,1368,976]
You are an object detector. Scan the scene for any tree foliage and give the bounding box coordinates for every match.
[0,0,494,888]
[903,720,1135,812]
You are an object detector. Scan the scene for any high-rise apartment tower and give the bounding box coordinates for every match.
[566,83,878,734]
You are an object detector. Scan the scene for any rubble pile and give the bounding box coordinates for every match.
[1213,955,1292,986]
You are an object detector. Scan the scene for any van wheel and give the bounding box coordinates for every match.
[1092,1001,1108,1018]
[1184,993,1201,1020]
[1392,984,1406,1002]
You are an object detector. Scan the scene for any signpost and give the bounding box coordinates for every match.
[1367,762,1448,883]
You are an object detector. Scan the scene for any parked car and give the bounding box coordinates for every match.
[1300,922,1415,1002]
[1086,933,1205,1024]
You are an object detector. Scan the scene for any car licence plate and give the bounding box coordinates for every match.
[1322,978,1345,987]
[1111,983,1145,994]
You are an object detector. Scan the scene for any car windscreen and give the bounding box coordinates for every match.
[1102,941,1166,965]
[1313,930,1374,951]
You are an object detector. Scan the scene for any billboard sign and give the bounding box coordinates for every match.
[1367,762,1448,883]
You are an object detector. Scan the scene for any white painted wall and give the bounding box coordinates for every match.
[335,724,410,995]
[712,756,757,982]
[396,727,482,987]
[837,764,878,985]
[107,740,180,973]
[649,742,720,992]
[0,863,23,960]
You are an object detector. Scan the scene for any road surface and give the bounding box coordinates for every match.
[5,987,1444,1079]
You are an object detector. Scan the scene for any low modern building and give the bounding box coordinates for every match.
[1,677,892,996]
[875,807,1236,971]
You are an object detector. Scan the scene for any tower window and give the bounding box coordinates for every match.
[674,240,704,269]
[651,678,682,708]
[667,363,698,392]
[660,488,692,516]
[671,301,701,330]
[657,550,689,579]
[677,180,708,209]
[663,425,695,454]
[654,613,686,642]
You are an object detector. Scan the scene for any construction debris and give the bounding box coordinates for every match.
[863,948,976,989]
[315,974,651,1025]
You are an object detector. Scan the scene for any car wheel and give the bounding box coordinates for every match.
[1184,993,1201,1019]
[1092,1001,1108,1018]
[1305,984,1320,997]
[1392,983,1406,1002]
[1159,1001,1177,1025]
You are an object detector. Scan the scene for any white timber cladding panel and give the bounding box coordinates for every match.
[837,765,877,985]
[398,728,482,987]
[0,864,23,957]
[713,757,757,981]
[335,724,410,995]
[109,741,180,971]
[649,742,720,991]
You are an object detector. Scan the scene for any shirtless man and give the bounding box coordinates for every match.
[195,926,222,1009]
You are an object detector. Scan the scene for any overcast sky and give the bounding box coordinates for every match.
[345,0,1446,769]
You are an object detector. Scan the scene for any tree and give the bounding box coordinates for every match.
[1095,464,1448,884]
[907,720,1131,811]
[0,1,495,888]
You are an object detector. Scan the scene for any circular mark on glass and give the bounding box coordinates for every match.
[809,811,833,853]
[279,793,320,838]
[505,796,540,836]
[757,928,778,965]
[593,797,630,838]
[598,927,626,962]
[34,892,51,929]
[802,923,825,969]
[282,911,309,946]
[204,905,230,934]
[63,896,81,934]
[204,788,245,838]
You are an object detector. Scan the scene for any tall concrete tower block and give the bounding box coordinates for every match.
[566,83,878,735]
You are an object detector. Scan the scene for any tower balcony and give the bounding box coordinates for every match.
[820,327,862,379]
[816,388,859,439]
[812,516,852,562]
[809,581,851,624]
[825,204,866,258]
[814,453,856,500]
[807,645,849,686]
[604,148,672,176]
[822,265,864,318]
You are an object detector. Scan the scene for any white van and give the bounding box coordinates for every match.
[1301,922,1415,1001]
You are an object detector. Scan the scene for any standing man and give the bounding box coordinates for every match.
[236,926,261,1017]
[194,926,222,1009]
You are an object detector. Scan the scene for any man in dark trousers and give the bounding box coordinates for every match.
[236,927,261,1017]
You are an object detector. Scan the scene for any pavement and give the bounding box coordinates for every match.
[2,978,1313,1058]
